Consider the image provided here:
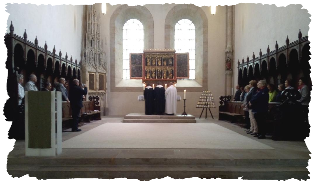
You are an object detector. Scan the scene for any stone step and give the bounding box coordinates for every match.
[123,119,196,123]
[0,178,313,182]
[7,157,308,167]
[124,114,195,120]
[8,165,309,180]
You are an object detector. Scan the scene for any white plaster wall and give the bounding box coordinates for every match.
[6,4,84,62]
[233,3,310,86]
[100,4,226,117]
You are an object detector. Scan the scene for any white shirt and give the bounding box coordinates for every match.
[18,83,24,105]
[25,81,38,91]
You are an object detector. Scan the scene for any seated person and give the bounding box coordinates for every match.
[41,82,52,91]
[267,84,278,102]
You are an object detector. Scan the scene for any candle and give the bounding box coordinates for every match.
[175,84,176,87]
[165,84,167,89]
[1,72,5,88]
[153,84,155,89]
[184,90,186,99]
[143,83,145,90]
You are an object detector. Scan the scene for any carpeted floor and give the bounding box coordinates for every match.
[62,123,273,149]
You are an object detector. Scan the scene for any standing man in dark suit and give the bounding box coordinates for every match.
[69,79,87,132]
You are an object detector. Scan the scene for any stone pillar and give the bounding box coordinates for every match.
[225,5,234,96]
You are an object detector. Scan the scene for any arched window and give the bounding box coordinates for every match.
[123,19,144,79]
[175,19,195,79]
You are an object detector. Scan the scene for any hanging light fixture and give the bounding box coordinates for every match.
[211,5,216,15]
[102,3,106,14]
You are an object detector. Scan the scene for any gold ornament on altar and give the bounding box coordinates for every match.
[152,68,156,79]
[147,57,151,66]
[157,57,162,66]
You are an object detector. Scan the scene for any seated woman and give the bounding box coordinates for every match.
[267,84,278,102]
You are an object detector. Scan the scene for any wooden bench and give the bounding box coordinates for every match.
[219,96,245,123]
[219,96,280,133]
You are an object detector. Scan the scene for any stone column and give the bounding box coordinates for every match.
[225,5,234,96]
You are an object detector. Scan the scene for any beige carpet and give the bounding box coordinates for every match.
[62,123,273,149]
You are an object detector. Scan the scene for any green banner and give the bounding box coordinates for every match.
[28,92,52,148]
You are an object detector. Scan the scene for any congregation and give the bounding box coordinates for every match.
[10,74,88,139]
[233,77,310,140]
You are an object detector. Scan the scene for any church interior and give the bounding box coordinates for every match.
[3,2,312,180]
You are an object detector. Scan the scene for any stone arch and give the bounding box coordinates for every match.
[110,5,154,90]
[165,4,208,86]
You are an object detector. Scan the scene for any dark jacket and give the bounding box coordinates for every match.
[234,89,241,101]
[69,85,87,108]
[250,87,269,113]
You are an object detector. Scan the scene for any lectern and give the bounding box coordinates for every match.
[25,91,62,156]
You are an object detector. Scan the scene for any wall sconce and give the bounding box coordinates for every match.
[211,6,216,15]
[102,3,106,14]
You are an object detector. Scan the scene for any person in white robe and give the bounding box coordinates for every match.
[165,82,177,115]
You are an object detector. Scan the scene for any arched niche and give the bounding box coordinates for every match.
[254,63,261,80]
[26,49,36,80]
[73,68,77,79]
[54,61,60,76]
[67,66,72,79]
[243,67,248,85]
[46,58,53,75]
[288,49,300,86]
[278,54,287,84]
[37,54,45,73]
[261,60,268,80]
[13,43,24,72]
[78,69,81,81]
[238,69,243,86]
[61,63,66,78]
[269,58,276,76]
[248,65,254,81]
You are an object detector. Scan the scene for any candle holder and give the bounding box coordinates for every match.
[182,99,187,116]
